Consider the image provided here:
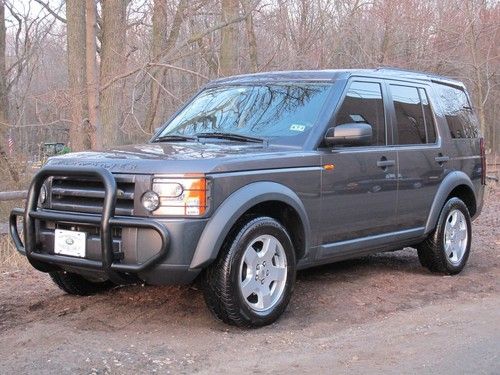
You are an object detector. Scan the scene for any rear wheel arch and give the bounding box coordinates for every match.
[189,182,311,269]
[446,185,476,217]
[425,172,477,234]
[418,197,472,274]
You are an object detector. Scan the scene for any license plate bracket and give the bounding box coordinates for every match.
[54,229,86,258]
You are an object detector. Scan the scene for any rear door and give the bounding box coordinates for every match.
[387,82,445,230]
[320,79,398,247]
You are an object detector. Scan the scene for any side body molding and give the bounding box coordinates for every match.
[189,181,311,269]
[424,171,475,234]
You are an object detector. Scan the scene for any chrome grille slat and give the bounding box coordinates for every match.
[50,175,135,216]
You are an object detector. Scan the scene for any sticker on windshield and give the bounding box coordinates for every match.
[290,124,306,132]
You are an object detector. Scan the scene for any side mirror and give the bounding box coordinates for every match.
[324,123,372,147]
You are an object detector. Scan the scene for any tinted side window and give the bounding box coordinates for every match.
[419,88,436,143]
[335,81,386,146]
[390,85,427,144]
[435,84,479,138]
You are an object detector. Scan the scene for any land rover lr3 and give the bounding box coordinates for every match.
[10,69,486,327]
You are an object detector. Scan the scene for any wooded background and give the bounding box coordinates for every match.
[0,0,498,186]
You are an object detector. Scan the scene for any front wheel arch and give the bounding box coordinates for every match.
[189,182,311,269]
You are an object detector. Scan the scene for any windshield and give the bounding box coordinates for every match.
[156,82,333,145]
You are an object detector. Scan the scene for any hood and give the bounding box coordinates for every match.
[46,142,318,174]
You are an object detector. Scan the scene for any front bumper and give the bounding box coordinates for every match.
[9,166,170,282]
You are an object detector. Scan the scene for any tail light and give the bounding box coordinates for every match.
[480,137,486,185]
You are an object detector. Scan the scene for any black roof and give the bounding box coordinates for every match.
[209,68,464,88]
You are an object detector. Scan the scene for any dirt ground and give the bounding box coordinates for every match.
[0,187,498,374]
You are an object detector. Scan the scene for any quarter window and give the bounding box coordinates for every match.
[435,84,479,138]
[335,81,386,146]
[391,85,436,145]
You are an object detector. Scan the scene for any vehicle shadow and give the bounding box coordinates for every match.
[77,248,429,331]
[297,248,424,281]
[5,247,485,334]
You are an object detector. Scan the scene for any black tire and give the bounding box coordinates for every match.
[49,271,114,296]
[202,216,296,328]
[417,198,472,275]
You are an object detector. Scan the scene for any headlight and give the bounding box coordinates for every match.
[39,184,48,205]
[151,176,209,216]
[153,182,184,198]
[141,190,160,212]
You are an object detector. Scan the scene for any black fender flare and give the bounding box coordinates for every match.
[189,181,311,269]
[424,171,475,234]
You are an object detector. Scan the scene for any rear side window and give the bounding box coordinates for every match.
[335,81,386,146]
[435,84,479,138]
[390,85,436,144]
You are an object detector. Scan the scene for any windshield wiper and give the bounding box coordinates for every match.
[195,132,264,143]
[153,134,197,142]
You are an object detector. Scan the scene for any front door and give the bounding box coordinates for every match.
[320,80,398,250]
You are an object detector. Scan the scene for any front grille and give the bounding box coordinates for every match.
[50,175,135,215]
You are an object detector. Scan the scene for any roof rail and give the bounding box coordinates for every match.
[375,66,463,87]
[375,66,429,76]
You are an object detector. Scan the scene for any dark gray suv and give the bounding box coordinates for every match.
[10,69,486,327]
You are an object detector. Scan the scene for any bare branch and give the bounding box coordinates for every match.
[100,8,255,92]
[34,0,66,23]
[147,63,209,80]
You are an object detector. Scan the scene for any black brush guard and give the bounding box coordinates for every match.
[9,166,169,278]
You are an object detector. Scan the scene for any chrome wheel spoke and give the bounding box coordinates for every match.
[444,240,453,258]
[243,247,259,269]
[450,242,459,260]
[454,243,462,261]
[457,227,467,241]
[257,290,272,310]
[260,236,278,263]
[241,278,258,298]
[268,265,286,282]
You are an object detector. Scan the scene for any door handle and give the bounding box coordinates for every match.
[377,159,396,168]
[435,155,450,164]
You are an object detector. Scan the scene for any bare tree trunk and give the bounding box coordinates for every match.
[464,2,488,139]
[144,0,168,135]
[220,0,239,76]
[194,20,219,77]
[66,0,88,151]
[86,0,102,149]
[379,21,390,65]
[0,1,7,129]
[244,8,258,72]
[144,0,186,134]
[0,1,19,183]
[100,0,127,148]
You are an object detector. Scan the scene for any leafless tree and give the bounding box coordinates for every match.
[85,0,101,149]
[66,0,88,151]
[100,0,127,147]
[0,0,498,189]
